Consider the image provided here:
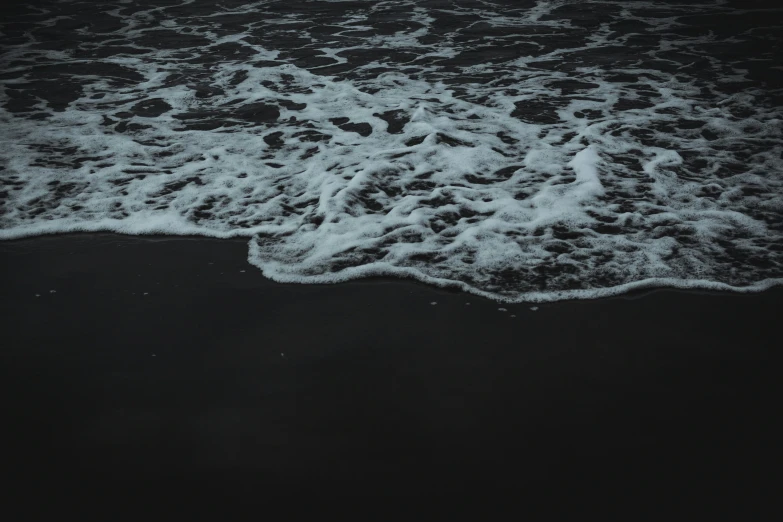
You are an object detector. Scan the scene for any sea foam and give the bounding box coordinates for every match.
[1,0,781,302]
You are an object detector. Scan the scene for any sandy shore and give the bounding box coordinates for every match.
[1,233,780,509]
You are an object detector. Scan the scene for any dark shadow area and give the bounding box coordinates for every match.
[1,233,780,513]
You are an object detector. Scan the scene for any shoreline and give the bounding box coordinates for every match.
[3,231,781,305]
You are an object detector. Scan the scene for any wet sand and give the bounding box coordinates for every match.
[1,233,780,511]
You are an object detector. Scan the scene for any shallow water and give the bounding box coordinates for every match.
[1,0,782,301]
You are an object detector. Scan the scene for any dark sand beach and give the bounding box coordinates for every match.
[1,234,780,511]
[2,0,782,516]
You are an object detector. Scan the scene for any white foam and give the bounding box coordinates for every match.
[1,0,781,302]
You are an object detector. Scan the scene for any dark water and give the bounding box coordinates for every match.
[1,0,782,301]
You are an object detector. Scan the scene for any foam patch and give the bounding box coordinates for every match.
[1,0,782,302]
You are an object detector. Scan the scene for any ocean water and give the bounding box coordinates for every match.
[1,0,781,302]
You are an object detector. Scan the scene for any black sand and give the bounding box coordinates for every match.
[1,233,780,511]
